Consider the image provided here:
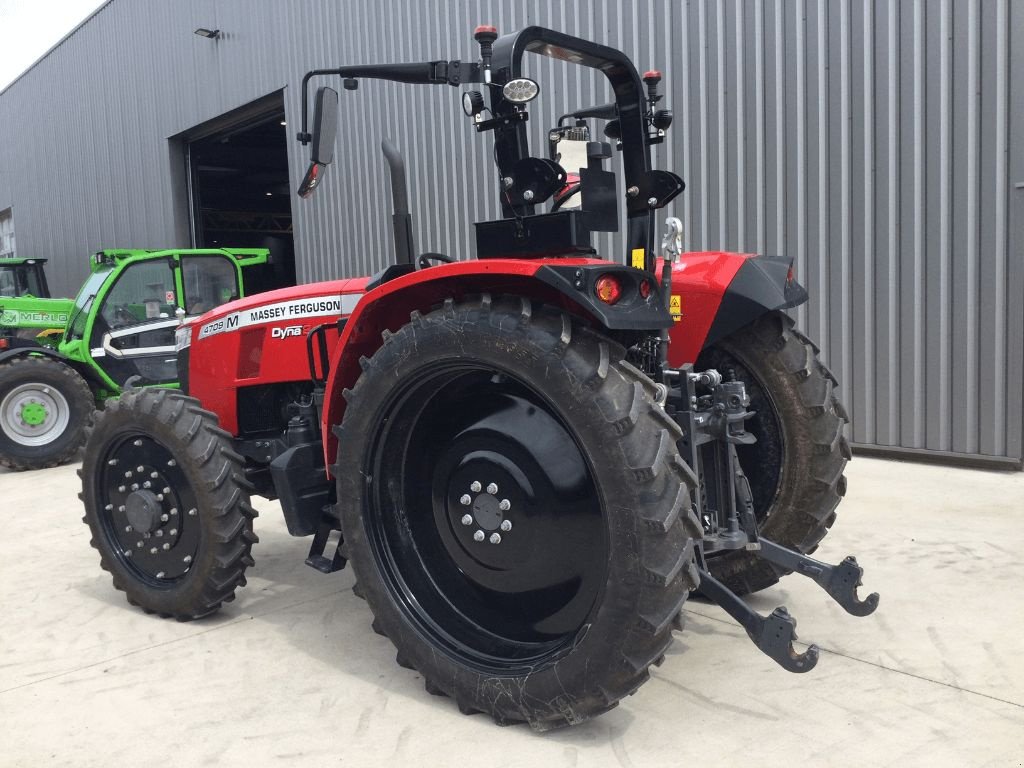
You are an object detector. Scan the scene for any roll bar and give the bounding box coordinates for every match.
[296,25,683,273]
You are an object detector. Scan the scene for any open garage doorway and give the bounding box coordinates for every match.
[186,93,295,294]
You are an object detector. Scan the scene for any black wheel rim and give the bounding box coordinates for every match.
[94,434,200,585]
[694,345,785,538]
[365,363,608,674]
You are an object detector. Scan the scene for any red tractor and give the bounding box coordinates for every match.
[81,26,876,729]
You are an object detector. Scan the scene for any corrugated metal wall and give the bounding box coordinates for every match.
[0,0,1020,464]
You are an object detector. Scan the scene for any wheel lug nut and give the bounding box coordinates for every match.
[133,439,143,447]
[150,471,158,479]
[160,514,169,522]
[183,555,192,564]
[137,540,143,547]
[169,528,177,536]
[130,484,139,491]
[461,514,473,526]
[500,520,512,532]
[137,466,144,473]
[150,547,158,554]
[162,487,170,495]
[125,525,133,533]
[107,459,118,466]
[118,504,126,512]
[170,508,179,516]
[117,485,126,493]
[156,494,164,501]
[155,530,163,537]
[124,550,132,558]
[124,471,133,478]
[486,483,498,495]
[156,571,165,578]
[470,481,482,493]
[162,543,170,551]
[473,530,485,542]
[499,499,511,511]
[143,481,151,489]
[187,508,196,516]
[460,494,472,506]
[489,533,502,544]
[104,504,113,511]
[167,460,176,467]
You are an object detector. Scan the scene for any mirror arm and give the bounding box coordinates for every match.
[298,61,481,144]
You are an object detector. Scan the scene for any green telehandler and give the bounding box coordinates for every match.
[0,247,269,470]
[0,257,69,348]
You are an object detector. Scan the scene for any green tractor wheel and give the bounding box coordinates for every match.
[0,356,94,471]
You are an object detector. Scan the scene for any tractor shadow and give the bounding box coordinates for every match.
[225,523,641,741]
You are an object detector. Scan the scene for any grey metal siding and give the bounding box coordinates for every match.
[0,0,1020,463]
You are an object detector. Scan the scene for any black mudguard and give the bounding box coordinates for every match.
[0,344,64,366]
[704,255,809,347]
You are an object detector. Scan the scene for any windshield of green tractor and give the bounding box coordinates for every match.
[100,260,177,329]
[181,255,239,315]
[0,264,45,297]
[65,268,110,341]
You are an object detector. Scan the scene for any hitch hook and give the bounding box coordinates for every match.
[697,568,819,673]
[754,539,880,617]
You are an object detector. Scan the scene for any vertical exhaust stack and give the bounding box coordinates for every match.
[381,139,414,266]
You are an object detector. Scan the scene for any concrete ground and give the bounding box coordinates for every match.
[1,457,1022,768]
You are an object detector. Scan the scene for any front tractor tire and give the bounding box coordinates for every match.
[334,296,702,730]
[80,388,257,620]
[0,355,93,471]
[696,311,851,595]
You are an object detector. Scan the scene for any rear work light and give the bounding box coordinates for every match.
[594,274,623,305]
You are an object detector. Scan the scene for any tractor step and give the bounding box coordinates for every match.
[304,520,347,574]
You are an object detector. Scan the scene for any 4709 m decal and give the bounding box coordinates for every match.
[197,293,361,340]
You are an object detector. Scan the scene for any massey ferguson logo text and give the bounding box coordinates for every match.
[198,293,360,340]
[271,325,303,339]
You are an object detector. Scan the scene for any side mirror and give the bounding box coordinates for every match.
[298,86,339,198]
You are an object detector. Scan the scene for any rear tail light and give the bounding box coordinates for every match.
[594,274,623,305]
[0,338,8,350]
[638,279,652,299]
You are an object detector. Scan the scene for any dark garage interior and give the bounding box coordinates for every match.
[188,104,295,294]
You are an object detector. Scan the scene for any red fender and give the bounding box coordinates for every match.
[320,257,623,469]
[663,251,752,366]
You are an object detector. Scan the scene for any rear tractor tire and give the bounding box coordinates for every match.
[695,311,850,596]
[80,387,257,620]
[0,355,93,471]
[334,295,702,730]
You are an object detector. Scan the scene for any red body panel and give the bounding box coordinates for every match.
[187,279,367,434]
[663,251,752,365]
[183,251,754,455]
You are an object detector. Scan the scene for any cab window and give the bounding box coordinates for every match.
[181,256,239,316]
[100,261,177,329]
[65,269,110,341]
